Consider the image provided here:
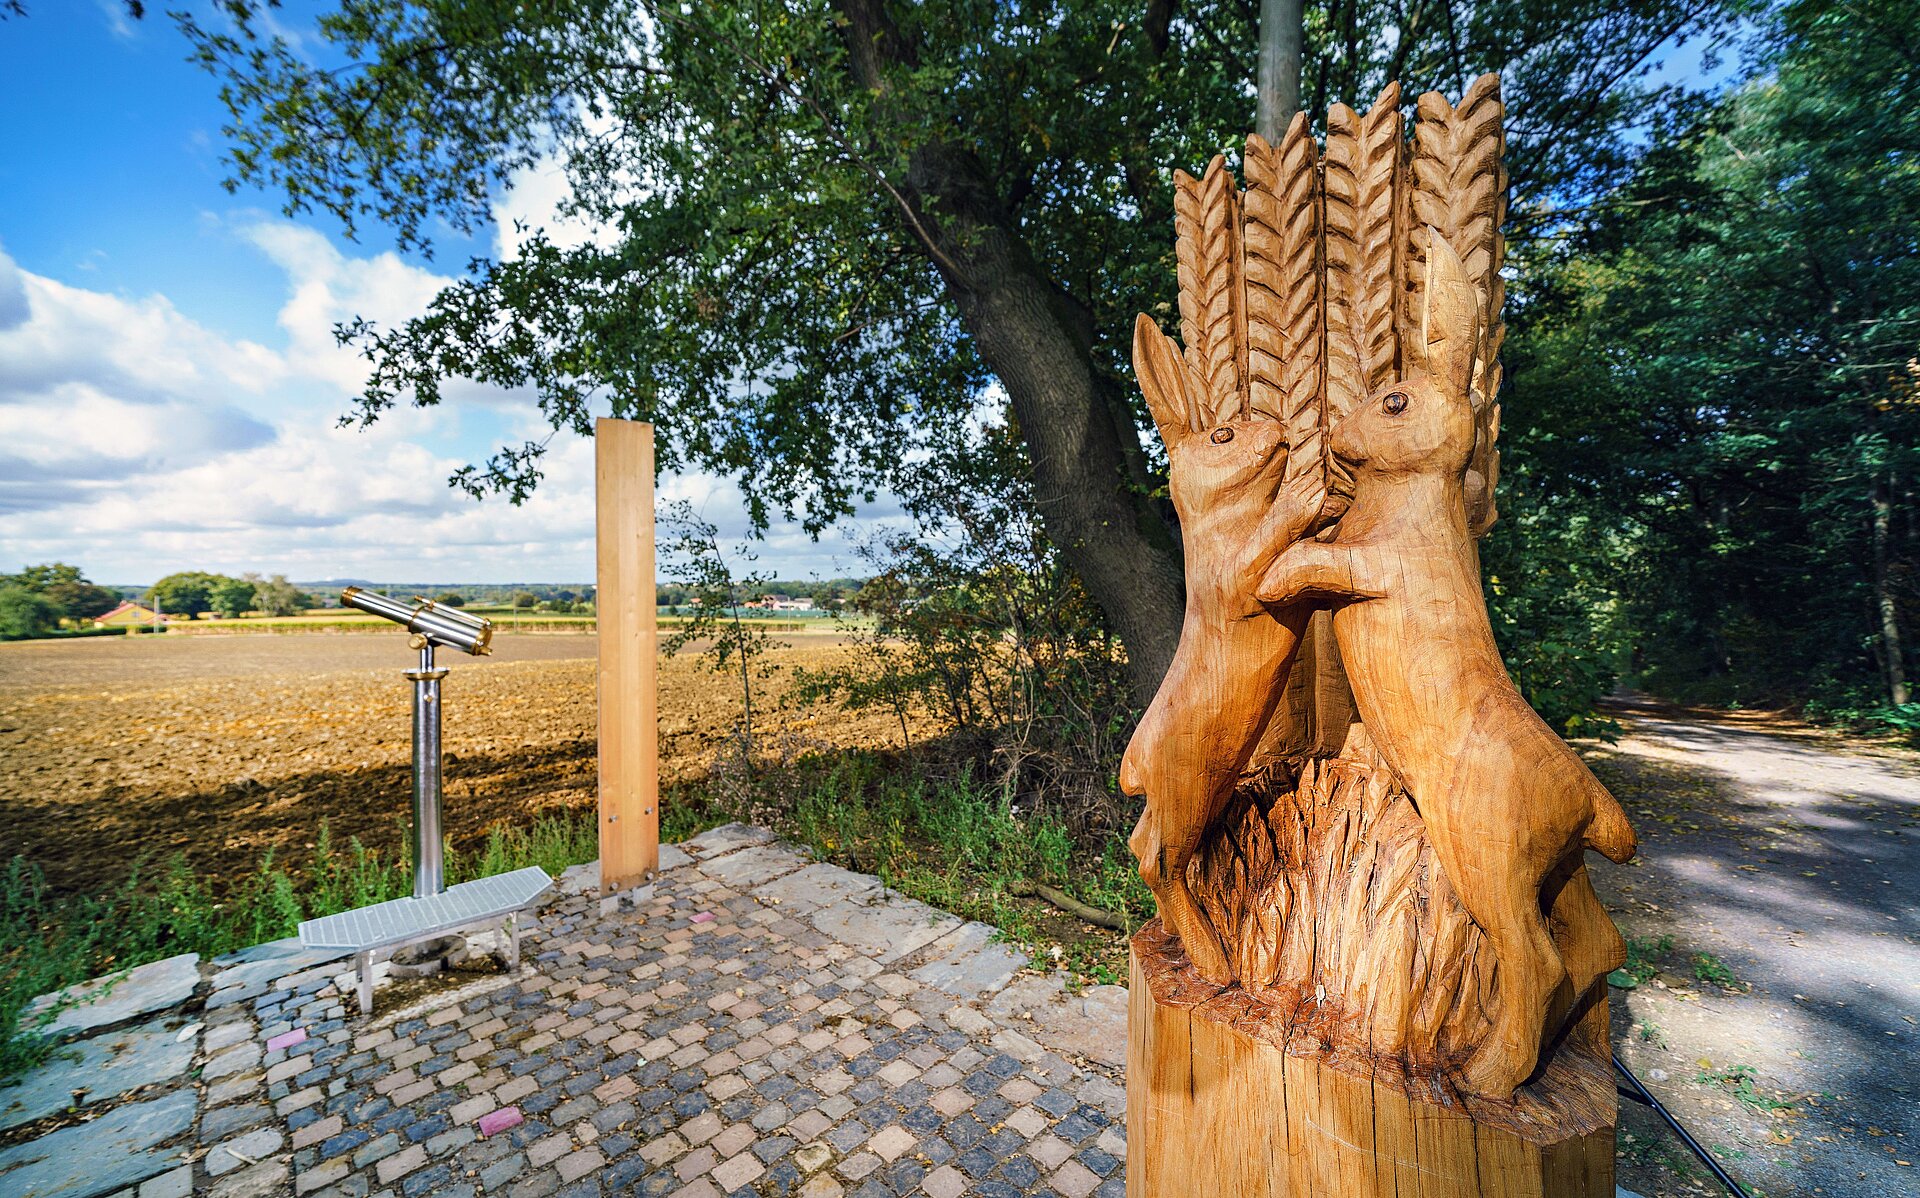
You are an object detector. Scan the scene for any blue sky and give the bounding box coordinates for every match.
[0,6,1741,588]
[0,3,888,586]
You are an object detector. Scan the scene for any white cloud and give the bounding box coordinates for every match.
[0,226,896,585]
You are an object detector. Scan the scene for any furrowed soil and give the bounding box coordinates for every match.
[0,631,919,898]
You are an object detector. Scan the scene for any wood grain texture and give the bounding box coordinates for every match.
[1255,238,1634,1097]
[1127,84,1628,1149]
[595,418,659,894]
[1409,72,1508,537]
[1175,157,1248,423]
[1324,84,1406,434]
[1128,926,1619,1198]
[1243,116,1322,489]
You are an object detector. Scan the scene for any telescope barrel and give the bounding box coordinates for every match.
[341,587,492,655]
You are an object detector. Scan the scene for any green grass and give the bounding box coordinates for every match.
[1607,933,1675,989]
[1691,950,1744,991]
[0,811,600,1081]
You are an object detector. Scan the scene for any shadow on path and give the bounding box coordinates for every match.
[1582,698,1920,1197]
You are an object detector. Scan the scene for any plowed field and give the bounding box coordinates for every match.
[0,632,913,896]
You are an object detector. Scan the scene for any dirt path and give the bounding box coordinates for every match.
[1582,698,1920,1198]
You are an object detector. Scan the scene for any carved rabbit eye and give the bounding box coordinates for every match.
[1210,427,1234,444]
[1383,392,1409,414]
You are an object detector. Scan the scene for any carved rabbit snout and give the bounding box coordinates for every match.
[1329,377,1476,477]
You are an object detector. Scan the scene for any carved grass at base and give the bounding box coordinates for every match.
[1187,748,1497,1068]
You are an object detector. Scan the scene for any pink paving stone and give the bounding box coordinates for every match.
[691,911,716,924]
[266,1028,307,1052]
[477,1106,525,1138]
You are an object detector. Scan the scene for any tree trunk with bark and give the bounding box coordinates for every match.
[1873,475,1910,705]
[1256,0,1305,141]
[835,0,1187,704]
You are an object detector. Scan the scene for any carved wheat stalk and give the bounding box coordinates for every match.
[1244,115,1323,489]
[1409,73,1504,383]
[1410,72,1507,535]
[1324,83,1406,435]
[1175,157,1247,423]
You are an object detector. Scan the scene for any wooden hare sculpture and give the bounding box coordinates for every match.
[1118,313,1330,983]
[1256,235,1637,1096]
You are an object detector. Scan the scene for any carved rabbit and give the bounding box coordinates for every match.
[1118,314,1329,983]
[1256,236,1636,1095]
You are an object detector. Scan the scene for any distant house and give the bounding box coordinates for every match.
[94,600,164,627]
[753,594,815,612]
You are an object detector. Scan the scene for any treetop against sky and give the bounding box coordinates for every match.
[0,3,1726,587]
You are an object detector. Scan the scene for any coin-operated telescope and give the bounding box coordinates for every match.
[341,588,494,896]
[341,587,493,656]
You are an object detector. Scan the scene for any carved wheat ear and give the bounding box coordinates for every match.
[1244,116,1324,493]
[1175,156,1247,425]
[1410,73,1507,533]
[1324,83,1406,427]
[1134,312,1204,444]
[1416,232,1482,404]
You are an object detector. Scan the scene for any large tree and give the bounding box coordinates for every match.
[182,0,1734,701]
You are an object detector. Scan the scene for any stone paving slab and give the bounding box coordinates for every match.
[754,861,880,913]
[0,1016,197,1132]
[984,975,1130,1070]
[1,826,1659,1196]
[146,829,1135,1198]
[678,823,774,860]
[23,953,201,1042]
[0,1089,196,1198]
[809,892,963,965]
[212,941,350,996]
[909,923,1030,999]
[695,843,811,889]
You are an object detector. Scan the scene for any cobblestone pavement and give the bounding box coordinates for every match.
[3,824,1131,1198]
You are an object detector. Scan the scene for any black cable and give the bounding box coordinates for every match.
[1613,1052,1750,1196]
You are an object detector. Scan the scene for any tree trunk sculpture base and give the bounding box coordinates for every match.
[1126,923,1617,1198]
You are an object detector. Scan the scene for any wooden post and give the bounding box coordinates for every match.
[595,418,658,894]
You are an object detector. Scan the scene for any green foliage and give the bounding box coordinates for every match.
[252,574,309,616]
[1695,1063,1796,1114]
[659,500,777,766]
[0,563,121,627]
[212,576,258,619]
[146,571,221,618]
[1504,0,1920,712]
[0,586,63,640]
[435,592,466,607]
[1691,950,1742,991]
[173,0,1746,711]
[0,811,599,1079]
[511,591,538,609]
[767,751,1153,938]
[44,580,120,621]
[793,422,1135,827]
[2,563,86,591]
[1607,933,1674,989]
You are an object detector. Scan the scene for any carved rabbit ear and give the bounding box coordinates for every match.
[1134,313,1202,445]
[1416,231,1482,404]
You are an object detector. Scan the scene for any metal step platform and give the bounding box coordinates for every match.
[298,866,554,1014]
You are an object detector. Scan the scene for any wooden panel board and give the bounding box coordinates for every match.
[595,418,659,893]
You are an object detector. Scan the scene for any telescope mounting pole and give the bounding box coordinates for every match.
[405,635,449,898]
